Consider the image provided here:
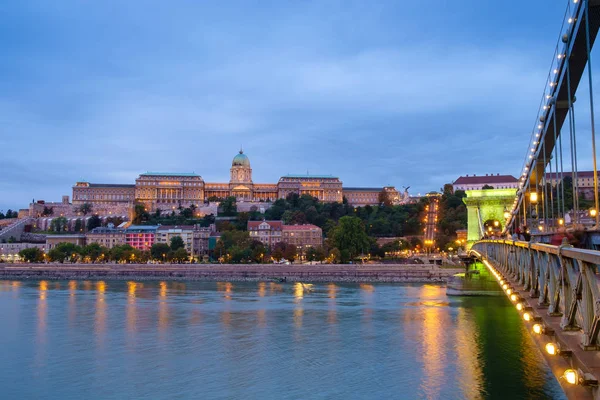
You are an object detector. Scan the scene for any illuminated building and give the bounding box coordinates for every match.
[25,149,408,218]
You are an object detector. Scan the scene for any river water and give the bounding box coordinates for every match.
[0,280,565,399]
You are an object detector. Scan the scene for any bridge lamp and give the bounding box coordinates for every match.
[502,283,508,290]
[500,279,504,285]
[590,208,598,218]
[516,303,524,311]
[545,342,557,355]
[523,312,532,322]
[532,323,543,334]
[563,369,578,385]
[538,225,544,232]
[510,294,518,302]
[558,218,564,226]
[494,221,499,227]
[506,288,512,295]
[530,192,538,204]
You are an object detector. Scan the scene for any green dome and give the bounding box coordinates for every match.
[232,150,250,168]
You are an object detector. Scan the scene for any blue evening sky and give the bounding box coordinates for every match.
[1,0,597,211]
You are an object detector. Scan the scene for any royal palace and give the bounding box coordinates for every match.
[28,150,411,219]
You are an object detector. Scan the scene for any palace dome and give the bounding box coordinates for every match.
[232,150,250,168]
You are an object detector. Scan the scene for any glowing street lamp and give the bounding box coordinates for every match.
[530,192,538,204]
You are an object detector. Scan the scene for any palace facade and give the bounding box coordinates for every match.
[67,150,408,214]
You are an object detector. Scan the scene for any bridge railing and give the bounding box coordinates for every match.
[471,239,600,349]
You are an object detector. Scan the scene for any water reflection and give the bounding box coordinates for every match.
[327,283,337,325]
[293,283,304,328]
[258,282,266,297]
[35,280,48,368]
[158,281,169,335]
[95,281,107,348]
[217,282,233,300]
[0,281,565,400]
[68,281,77,325]
[455,307,483,399]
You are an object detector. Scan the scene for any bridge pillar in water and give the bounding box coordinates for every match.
[463,189,516,249]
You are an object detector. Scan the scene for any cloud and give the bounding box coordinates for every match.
[0,0,595,210]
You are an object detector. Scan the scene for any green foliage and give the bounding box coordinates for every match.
[19,247,43,263]
[170,236,185,251]
[0,209,18,219]
[151,243,171,260]
[110,244,139,263]
[133,204,150,224]
[50,216,68,232]
[329,248,341,263]
[437,187,468,250]
[172,247,189,262]
[263,193,425,238]
[328,216,371,260]
[482,184,494,190]
[79,243,109,262]
[48,242,82,262]
[220,196,238,216]
[78,203,93,215]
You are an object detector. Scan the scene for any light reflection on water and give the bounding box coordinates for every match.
[0,280,565,400]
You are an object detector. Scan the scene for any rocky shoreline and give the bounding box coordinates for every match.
[0,263,463,283]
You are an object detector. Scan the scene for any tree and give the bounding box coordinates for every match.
[41,206,54,216]
[19,247,43,263]
[482,184,494,190]
[86,215,101,231]
[78,203,93,216]
[170,236,185,251]
[282,243,297,262]
[50,216,68,232]
[133,204,150,224]
[151,243,171,260]
[306,246,317,262]
[80,243,106,262]
[220,196,237,216]
[173,247,189,262]
[329,216,370,259]
[329,248,341,263]
[48,248,66,262]
[74,219,83,232]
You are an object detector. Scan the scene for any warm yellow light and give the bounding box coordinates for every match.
[564,369,578,385]
[516,303,524,311]
[533,324,542,334]
[558,218,564,226]
[504,211,510,219]
[530,192,538,204]
[493,221,499,227]
[523,312,531,322]
[591,208,598,217]
[502,284,508,290]
[538,225,544,232]
[545,342,557,355]
[506,288,512,295]
[510,294,518,302]
[500,280,504,285]
[488,227,493,232]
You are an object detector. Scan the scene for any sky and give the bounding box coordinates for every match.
[1,0,598,212]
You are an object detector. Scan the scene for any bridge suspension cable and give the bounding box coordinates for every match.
[508,0,600,234]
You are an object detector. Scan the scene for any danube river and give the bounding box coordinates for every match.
[0,280,564,399]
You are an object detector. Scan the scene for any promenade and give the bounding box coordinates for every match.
[0,263,463,283]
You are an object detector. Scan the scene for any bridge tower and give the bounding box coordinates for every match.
[463,189,516,248]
